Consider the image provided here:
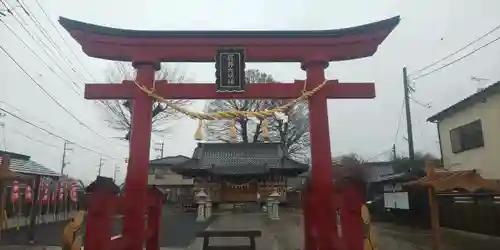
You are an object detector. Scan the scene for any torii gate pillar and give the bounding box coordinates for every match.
[122,62,157,250]
[302,59,338,250]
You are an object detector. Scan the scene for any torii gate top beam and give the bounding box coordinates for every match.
[58,16,399,62]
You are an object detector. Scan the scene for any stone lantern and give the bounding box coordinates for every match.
[205,194,212,219]
[195,188,208,222]
[267,188,281,220]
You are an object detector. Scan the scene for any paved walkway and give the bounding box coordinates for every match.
[4,211,500,250]
[187,213,279,250]
[261,212,500,250]
[376,222,500,250]
[2,212,76,230]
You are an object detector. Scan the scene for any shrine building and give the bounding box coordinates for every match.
[150,142,308,206]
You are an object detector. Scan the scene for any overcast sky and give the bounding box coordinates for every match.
[1,0,500,184]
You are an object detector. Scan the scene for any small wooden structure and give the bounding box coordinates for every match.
[80,176,166,250]
[197,230,262,250]
[404,164,500,250]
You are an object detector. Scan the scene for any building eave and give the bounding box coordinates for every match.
[427,81,500,123]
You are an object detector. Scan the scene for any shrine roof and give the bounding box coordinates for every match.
[170,143,309,177]
[59,16,399,39]
[58,16,400,62]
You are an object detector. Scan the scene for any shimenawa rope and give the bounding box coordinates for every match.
[133,79,329,120]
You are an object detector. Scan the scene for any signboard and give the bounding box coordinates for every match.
[383,192,409,210]
[215,48,245,92]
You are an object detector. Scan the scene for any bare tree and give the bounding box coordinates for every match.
[100,62,191,140]
[332,153,364,167]
[392,151,440,173]
[204,69,310,162]
[330,153,368,184]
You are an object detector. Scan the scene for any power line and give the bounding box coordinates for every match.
[411,35,500,80]
[0,44,119,146]
[0,107,122,160]
[0,100,60,132]
[365,149,392,162]
[1,0,83,85]
[15,0,88,82]
[1,1,115,113]
[410,96,431,109]
[32,0,97,81]
[410,23,500,76]
[0,20,82,95]
[393,99,405,146]
[10,128,60,149]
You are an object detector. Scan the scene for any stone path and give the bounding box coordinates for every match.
[187,213,279,250]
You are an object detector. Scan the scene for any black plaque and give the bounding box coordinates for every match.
[215,48,246,92]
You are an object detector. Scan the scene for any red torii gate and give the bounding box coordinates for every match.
[59,16,399,250]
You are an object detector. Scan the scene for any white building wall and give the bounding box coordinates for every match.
[438,93,500,179]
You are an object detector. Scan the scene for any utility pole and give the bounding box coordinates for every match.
[403,67,415,161]
[97,156,104,176]
[60,141,73,175]
[154,141,164,159]
[0,112,6,150]
[113,164,119,182]
[392,144,397,160]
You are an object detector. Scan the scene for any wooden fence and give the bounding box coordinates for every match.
[438,193,500,236]
[371,191,500,236]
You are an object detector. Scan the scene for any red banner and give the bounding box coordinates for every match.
[37,178,43,201]
[41,183,50,204]
[11,181,20,204]
[24,184,33,203]
[51,183,58,204]
[58,184,65,201]
[70,183,77,202]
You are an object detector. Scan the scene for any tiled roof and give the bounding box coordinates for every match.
[149,155,190,167]
[404,170,500,193]
[170,143,308,176]
[10,158,60,177]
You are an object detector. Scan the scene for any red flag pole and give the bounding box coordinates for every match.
[63,183,68,220]
[36,178,43,225]
[25,181,34,226]
[52,183,57,222]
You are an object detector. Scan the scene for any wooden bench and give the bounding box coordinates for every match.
[197,230,262,250]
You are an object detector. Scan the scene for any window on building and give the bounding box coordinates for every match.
[449,119,484,153]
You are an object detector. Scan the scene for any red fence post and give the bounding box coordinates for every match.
[84,176,120,250]
[146,186,165,250]
[340,182,365,250]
